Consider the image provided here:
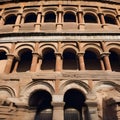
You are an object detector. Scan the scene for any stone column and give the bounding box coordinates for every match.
[4,54,14,74]
[55,52,62,71]
[78,52,85,70]
[56,5,63,31]
[41,14,44,24]
[101,52,111,71]
[117,14,120,22]
[35,6,42,32]
[36,55,42,71]
[101,42,111,71]
[77,6,85,30]
[85,99,98,120]
[21,15,25,24]
[30,52,39,72]
[98,12,107,29]
[99,56,105,70]
[13,8,23,32]
[116,15,120,28]
[12,56,20,72]
[52,95,65,120]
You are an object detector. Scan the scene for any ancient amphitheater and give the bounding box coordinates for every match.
[0,0,120,120]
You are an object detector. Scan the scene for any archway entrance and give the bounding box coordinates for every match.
[29,90,52,120]
[64,89,88,120]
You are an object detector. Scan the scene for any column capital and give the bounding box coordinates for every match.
[98,12,104,15]
[6,53,14,59]
[77,52,85,56]
[32,52,39,56]
[37,11,42,15]
[101,52,110,58]
[17,12,22,16]
[55,52,62,56]
[57,10,63,13]
[77,10,83,14]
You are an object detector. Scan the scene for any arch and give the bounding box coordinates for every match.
[84,12,98,23]
[61,43,78,54]
[104,14,117,25]
[24,12,37,23]
[63,48,78,70]
[4,14,17,25]
[106,43,120,52]
[20,81,54,100]
[84,49,101,70]
[64,12,76,22]
[39,44,57,55]
[0,85,16,98]
[83,44,103,55]
[95,81,120,92]
[16,48,32,72]
[60,80,90,95]
[29,89,53,120]
[15,44,34,56]
[0,46,10,54]
[64,88,87,120]
[41,48,56,71]
[44,11,56,22]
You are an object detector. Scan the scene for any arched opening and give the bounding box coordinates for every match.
[64,12,76,22]
[44,12,56,22]
[109,50,120,72]
[4,14,17,25]
[104,15,117,25]
[17,48,32,72]
[41,48,56,70]
[24,13,37,23]
[64,89,87,120]
[0,50,7,60]
[29,90,52,120]
[84,50,101,70]
[84,13,98,23]
[63,49,78,70]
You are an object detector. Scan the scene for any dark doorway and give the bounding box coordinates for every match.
[29,90,53,120]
